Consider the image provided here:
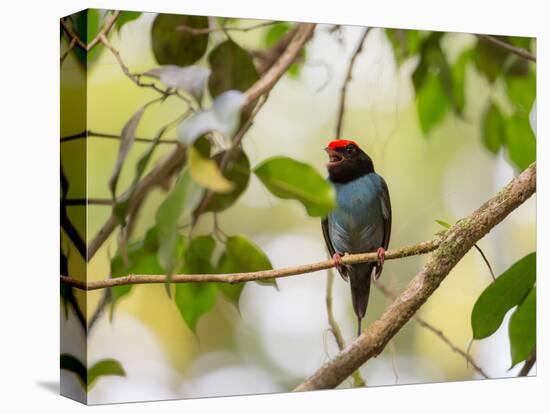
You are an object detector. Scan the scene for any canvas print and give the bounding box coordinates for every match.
[60,9,537,405]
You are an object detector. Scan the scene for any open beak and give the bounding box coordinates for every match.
[325,148,344,167]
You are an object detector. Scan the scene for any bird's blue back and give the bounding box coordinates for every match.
[328,172,386,255]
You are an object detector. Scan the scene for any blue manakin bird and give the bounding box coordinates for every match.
[322,139,392,337]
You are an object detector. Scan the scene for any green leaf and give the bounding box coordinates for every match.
[208,40,260,98]
[217,235,276,308]
[264,23,291,47]
[386,29,422,65]
[188,146,235,193]
[156,169,204,280]
[254,156,335,217]
[505,114,536,170]
[177,90,247,146]
[60,354,87,388]
[115,11,142,32]
[142,65,210,101]
[451,48,472,113]
[416,74,450,134]
[435,219,451,229]
[110,228,163,314]
[482,103,506,154]
[509,287,536,367]
[473,37,509,82]
[204,150,251,213]
[109,100,158,224]
[175,236,218,332]
[151,14,209,66]
[471,252,536,340]
[175,282,218,333]
[88,359,126,390]
[505,68,536,116]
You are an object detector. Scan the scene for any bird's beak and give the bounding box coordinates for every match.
[325,148,344,167]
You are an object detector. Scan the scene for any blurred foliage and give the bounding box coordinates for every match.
[385,29,536,171]
[61,354,126,391]
[471,253,536,366]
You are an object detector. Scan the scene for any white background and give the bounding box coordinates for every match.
[0,0,546,412]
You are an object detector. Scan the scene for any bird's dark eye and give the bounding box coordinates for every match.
[346,144,356,153]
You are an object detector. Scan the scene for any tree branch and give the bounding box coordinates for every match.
[61,237,441,290]
[477,34,536,62]
[245,23,316,103]
[294,163,536,391]
[87,11,120,52]
[61,130,178,145]
[518,349,536,376]
[375,281,489,379]
[335,28,369,137]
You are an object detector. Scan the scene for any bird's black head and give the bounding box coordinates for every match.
[325,139,374,183]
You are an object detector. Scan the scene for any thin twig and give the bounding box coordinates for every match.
[87,11,120,52]
[176,20,277,35]
[61,130,178,145]
[60,18,87,51]
[326,269,366,387]
[63,198,113,206]
[294,163,536,391]
[518,349,536,376]
[60,37,77,65]
[375,282,489,379]
[335,28,369,137]
[62,237,442,290]
[477,34,536,62]
[473,244,496,281]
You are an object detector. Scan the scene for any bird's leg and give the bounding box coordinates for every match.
[332,252,345,274]
[374,247,386,280]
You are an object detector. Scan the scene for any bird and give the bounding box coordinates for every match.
[321,139,392,337]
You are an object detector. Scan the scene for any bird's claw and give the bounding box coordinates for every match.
[332,252,345,274]
[374,247,386,280]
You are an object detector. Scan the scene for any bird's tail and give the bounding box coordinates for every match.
[349,263,374,337]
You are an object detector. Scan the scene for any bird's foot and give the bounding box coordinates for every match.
[332,252,345,274]
[374,247,386,280]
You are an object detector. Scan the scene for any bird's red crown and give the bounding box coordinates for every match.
[327,139,359,150]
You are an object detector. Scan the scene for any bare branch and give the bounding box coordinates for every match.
[87,11,120,52]
[62,237,441,290]
[375,281,489,379]
[295,163,536,391]
[245,23,316,103]
[518,349,536,376]
[61,130,178,145]
[335,28,369,137]
[477,34,536,62]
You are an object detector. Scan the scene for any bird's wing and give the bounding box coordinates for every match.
[379,176,392,251]
[322,217,348,281]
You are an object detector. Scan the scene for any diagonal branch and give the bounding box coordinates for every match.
[335,27,369,137]
[477,34,536,62]
[375,281,489,379]
[295,162,536,391]
[62,237,441,290]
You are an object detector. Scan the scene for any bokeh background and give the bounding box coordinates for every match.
[60,12,536,404]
